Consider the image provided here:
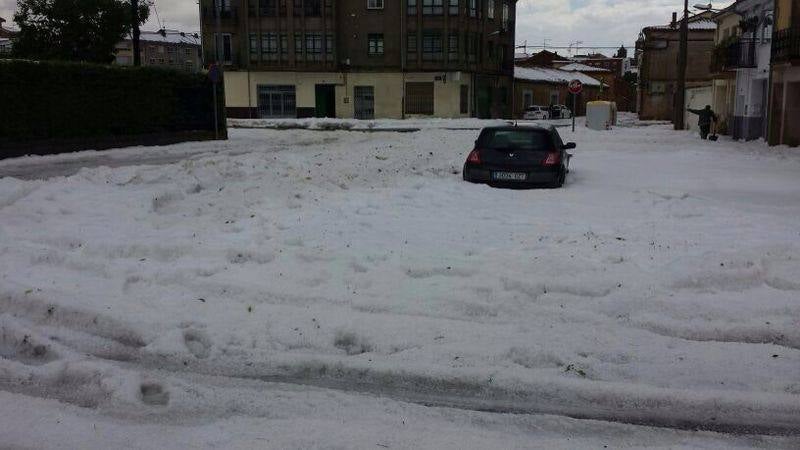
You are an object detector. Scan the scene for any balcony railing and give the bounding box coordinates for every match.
[772,26,800,63]
[711,38,756,72]
[202,6,238,21]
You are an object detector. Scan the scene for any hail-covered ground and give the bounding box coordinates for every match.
[1,115,799,449]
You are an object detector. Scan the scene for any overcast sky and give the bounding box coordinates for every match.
[1,0,732,56]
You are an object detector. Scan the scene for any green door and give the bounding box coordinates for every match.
[315,84,336,118]
[476,86,492,119]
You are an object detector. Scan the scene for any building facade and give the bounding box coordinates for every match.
[200,0,516,119]
[635,14,716,122]
[768,0,800,146]
[114,30,203,72]
[513,66,603,118]
[728,0,773,141]
[0,17,16,54]
[710,5,741,135]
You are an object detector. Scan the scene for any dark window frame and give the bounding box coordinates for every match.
[368,33,385,56]
[422,31,443,61]
[423,0,444,15]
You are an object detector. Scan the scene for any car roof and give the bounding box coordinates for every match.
[481,125,556,133]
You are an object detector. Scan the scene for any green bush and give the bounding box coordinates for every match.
[0,59,224,142]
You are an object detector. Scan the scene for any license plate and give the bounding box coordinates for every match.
[492,172,527,181]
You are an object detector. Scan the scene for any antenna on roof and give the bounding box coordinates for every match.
[149,0,164,31]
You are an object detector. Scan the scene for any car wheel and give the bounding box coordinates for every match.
[548,169,566,189]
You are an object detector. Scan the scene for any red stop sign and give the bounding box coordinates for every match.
[568,79,583,95]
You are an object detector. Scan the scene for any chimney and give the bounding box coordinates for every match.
[671,12,677,28]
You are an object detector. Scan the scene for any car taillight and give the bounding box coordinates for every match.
[542,151,560,166]
[467,149,481,164]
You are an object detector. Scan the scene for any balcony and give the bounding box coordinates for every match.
[202,6,238,22]
[772,26,800,63]
[711,38,756,73]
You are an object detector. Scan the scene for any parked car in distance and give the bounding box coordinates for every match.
[463,125,575,188]
[522,105,551,120]
[550,105,572,119]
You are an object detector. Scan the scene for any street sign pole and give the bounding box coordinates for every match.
[572,93,576,133]
[212,82,219,140]
[209,64,220,140]
[568,79,583,133]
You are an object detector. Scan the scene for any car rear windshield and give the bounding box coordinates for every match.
[479,130,552,151]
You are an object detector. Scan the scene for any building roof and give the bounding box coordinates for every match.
[514,66,604,87]
[558,62,612,73]
[645,18,717,32]
[124,30,201,46]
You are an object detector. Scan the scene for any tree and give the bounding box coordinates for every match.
[12,0,149,63]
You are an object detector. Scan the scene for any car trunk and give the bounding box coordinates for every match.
[477,129,554,168]
[480,147,549,167]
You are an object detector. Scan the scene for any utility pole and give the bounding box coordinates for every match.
[674,0,689,130]
[131,0,141,66]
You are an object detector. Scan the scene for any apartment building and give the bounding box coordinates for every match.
[200,0,516,119]
[769,0,800,146]
[710,4,741,135]
[727,0,774,141]
[114,30,202,72]
[635,13,716,122]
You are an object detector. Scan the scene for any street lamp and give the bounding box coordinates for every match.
[693,3,723,12]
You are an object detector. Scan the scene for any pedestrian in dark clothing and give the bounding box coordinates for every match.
[687,105,718,140]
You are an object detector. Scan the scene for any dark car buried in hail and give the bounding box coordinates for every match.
[463,125,575,188]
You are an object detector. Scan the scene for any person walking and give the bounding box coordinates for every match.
[687,105,718,140]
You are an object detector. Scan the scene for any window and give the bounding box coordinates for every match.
[354,86,375,120]
[306,33,323,61]
[502,2,509,29]
[460,85,469,114]
[468,0,477,17]
[405,82,434,115]
[249,33,259,60]
[650,81,666,94]
[448,33,459,61]
[487,0,494,19]
[258,85,297,118]
[423,0,443,15]
[184,61,194,72]
[214,0,231,12]
[449,0,459,15]
[262,33,279,61]
[422,31,443,61]
[214,33,233,64]
[523,90,533,108]
[466,33,478,62]
[408,0,417,14]
[184,47,192,57]
[305,0,322,16]
[367,0,384,9]
[479,129,552,151]
[260,0,277,16]
[368,34,384,55]
[407,33,417,60]
[293,0,302,16]
[325,33,334,61]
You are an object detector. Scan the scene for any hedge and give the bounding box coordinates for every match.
[0,59,225,145]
